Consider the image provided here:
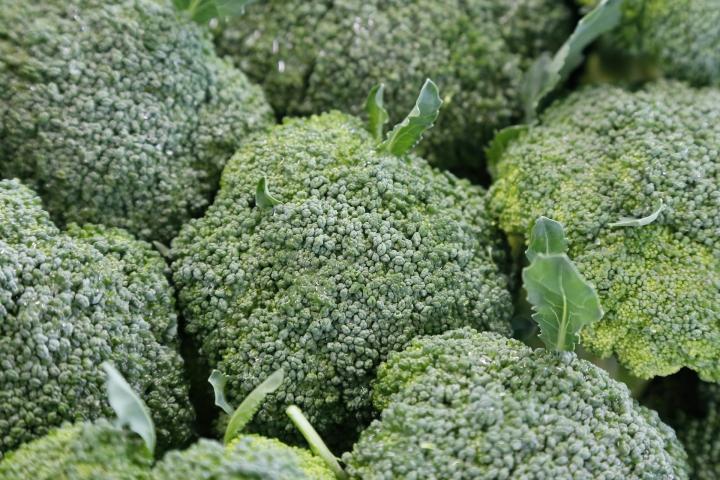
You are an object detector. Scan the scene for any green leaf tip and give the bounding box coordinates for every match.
[526,216,568,263]
[609,203,664,228]
[365,84,389,142]
[224,368,284,444]
[486,125,528,179]
[256,176,282,209]
[286,405,347,479]
[208,370,233,415]
[102,362,156,455]
[522,0,623,121]
[379,79,442,157]
[174,0,255,24]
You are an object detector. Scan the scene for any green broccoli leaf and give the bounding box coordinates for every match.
[522,0,623,120]
[379,79,442,156]
[256,177,282,209]
[486,125,528,179]
[286,405,347,479]
[526,216,568,263]
[609,203,665,228]
[224,369,284,444]
[102,362,156,455]
[174,0,254,24]
[365,84,389,142]
[523,254,604,352]
[208,370,234,415]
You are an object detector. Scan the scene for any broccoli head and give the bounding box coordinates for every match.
[172,111,513,443]
[578,0,720,86]
[677,383,720,480]
[0,420,152,480]
[0,0,273,242]
[214,0,573,169]
[0,179,193,455]
[488,81,720,381]
[345,328,690,479]
[152,435,334,479]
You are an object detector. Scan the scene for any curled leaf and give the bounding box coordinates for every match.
[208,370,234,415]
[174,0,255,24]
[609,203,665,228]
[224,369,284,444]
[256,177,282,209]
[102,362,156,455]
[526,216,568,263]
[379,79,442,157]
[485,125,528,179]
[286,405,347,479]
[365,84,389,142]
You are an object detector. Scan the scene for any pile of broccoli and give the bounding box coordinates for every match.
[1,0,720,477]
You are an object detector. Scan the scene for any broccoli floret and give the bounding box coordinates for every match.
[0,0,273,242]
[0,420,153,480]
[214,0,573,169]
[152,435,334,479]
[677,383,720,480]
[0,179,193,456]
[172,111,513,444]
[345,328,690,479]
[488,81,720,381]
[579,0,720,86]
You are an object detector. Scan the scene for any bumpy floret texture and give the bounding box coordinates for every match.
[172,112,513,442]
[215,0,572,168]
[152,435,334,479]
[677,383,720,480]
[0,0,273,242]
[345,328,690,480]
[0,420,152,480]
[489,81,720,381]
[580,0,720,86]
[0,179,193,456]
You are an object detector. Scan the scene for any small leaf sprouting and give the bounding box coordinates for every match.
[485,125,528,179]
[609,203,665,228]
[174,0,254,24]
[102,362,156,454]
[525,216,568,263]
[522,217,603,352]
[365,84,389,142]
[378,79,442,157]
[286,405,347,479]
[224,369,284,444]
[256,177,282,209]
[152,241,172,259]
[208,370,234,415]
[522,0,623,120]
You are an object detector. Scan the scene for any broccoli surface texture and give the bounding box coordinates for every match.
[345,328,691,479]
[489,81,720,381]
[0,0,273,242]
[214,0,573,169]
[0,179,193,456]
[678,383,720,480]
[172,111,513,444]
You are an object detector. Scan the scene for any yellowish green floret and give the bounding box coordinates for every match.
[489,81,720,381]
[172,111,513,443]
[0,0,273,242]
[345,328,690,479]
[215,0,573,168]
[0,179,193,456]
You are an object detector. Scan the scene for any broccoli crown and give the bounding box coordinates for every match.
[152,435,333,479]
[582,0,720,86]
[345,328,690,479]
[0,420,153,480]
[0,179,193,455]
[0,0,272,242]
[214,0,572,168]
[488,81,720,381]
[678,383,720,480]
[172,111,512,443]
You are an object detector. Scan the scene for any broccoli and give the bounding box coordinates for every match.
[213,0,573,170]
[172,103,513,444]
[0,179,193,456]
[578,0,720,86]
[676,383,720,480]
[0,0,273,242]
[488,81,720,382]
[345,328,690,479]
